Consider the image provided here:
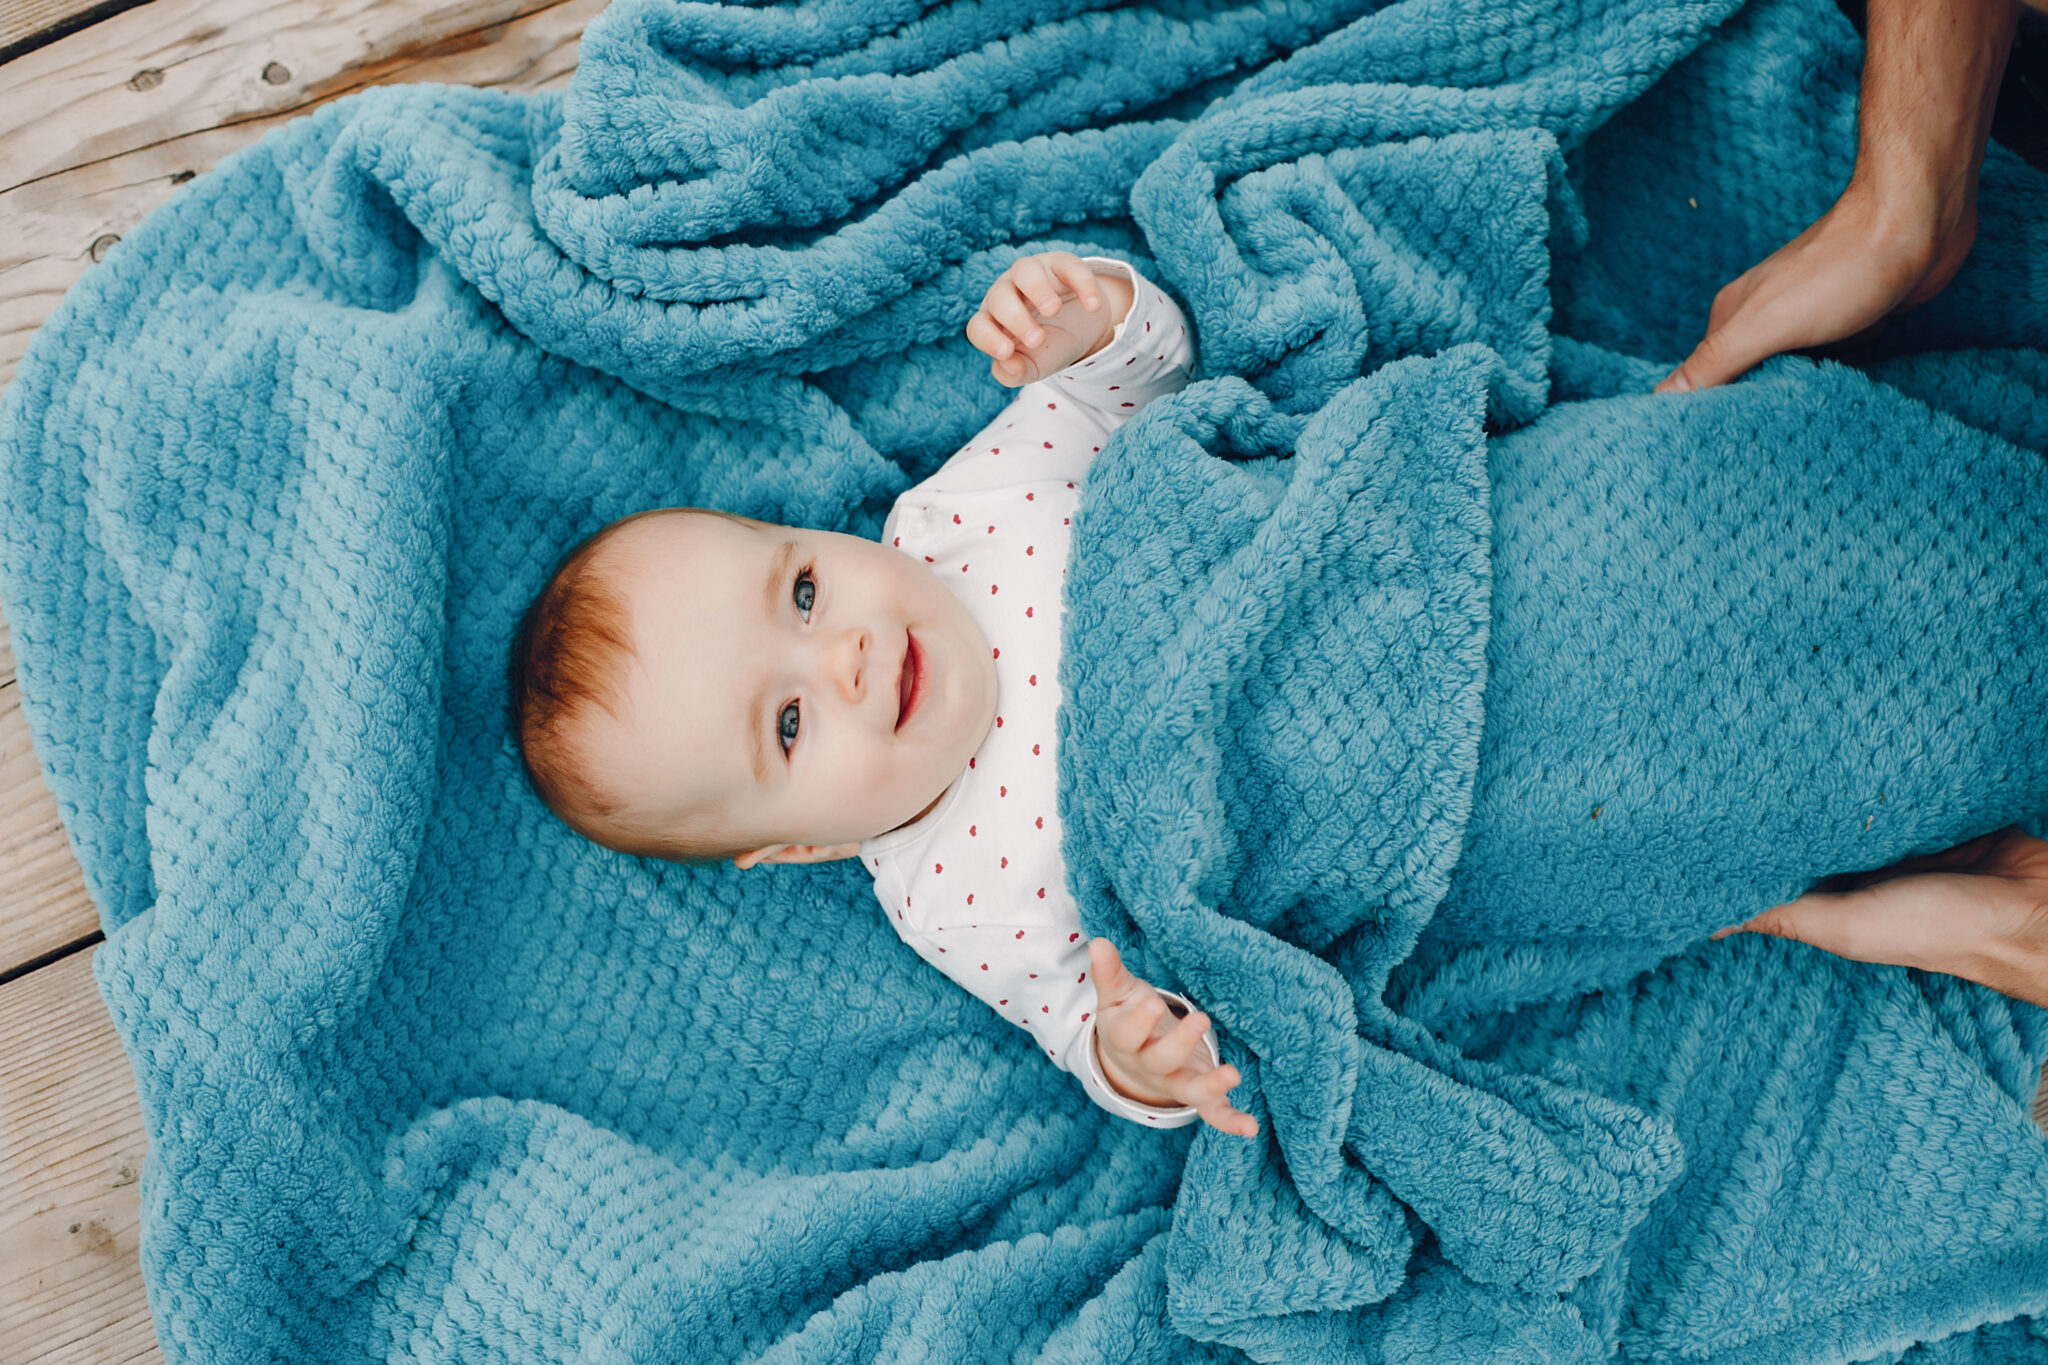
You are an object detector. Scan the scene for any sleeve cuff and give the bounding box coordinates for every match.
[1077,989,1221,1128]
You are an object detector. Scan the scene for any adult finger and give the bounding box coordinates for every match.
[1655,301,1781,394]
[1712,897,1872,956]
[1712,876,1964,971]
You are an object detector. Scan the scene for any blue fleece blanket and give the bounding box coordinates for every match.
[4,0,2047,1360]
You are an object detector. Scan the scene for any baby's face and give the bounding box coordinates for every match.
[583,511,998,860]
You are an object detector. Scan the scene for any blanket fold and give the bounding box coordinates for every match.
[4,0,2047,1361]
[1060,348,1688,1319]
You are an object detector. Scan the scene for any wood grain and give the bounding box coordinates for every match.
[0,667,103,979]
[0,0,150,65]
[0,0,595,975]
[0,3,601,1354]
[0,0,595,391]
[0,946,161,1365]
[0,0,581,189]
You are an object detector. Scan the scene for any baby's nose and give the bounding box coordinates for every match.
[833,626,870,702]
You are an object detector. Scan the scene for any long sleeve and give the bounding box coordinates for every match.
[863,255,1213,1128]
[887,914,1219,1127]
[901,257,1196,498]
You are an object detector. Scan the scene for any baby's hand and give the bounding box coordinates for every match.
[1087,938,1258,1139]
[967,252,1134,388]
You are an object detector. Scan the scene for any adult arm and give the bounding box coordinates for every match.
[1655,0,2021,394]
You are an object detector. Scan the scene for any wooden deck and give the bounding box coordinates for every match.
[0,3,596,1358]
[0,3,2043,1362]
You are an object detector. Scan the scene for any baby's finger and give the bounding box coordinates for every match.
[1187,1064,1241,1104]
[1047,255,1103,312]
[1011,257,1066,318]
[964,311,1018,362]
[1195,1096,1260,1139]
[1098,993,1168,1056]
[1087,939,1142,1005]
[1139,1008,1211,1076]
[985,283,1045,351]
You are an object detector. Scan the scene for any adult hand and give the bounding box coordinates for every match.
[1652,186,1975,394]
[1655,0,2019,394]
[1712,827,2048,1009]
[1088,938,1259,1138]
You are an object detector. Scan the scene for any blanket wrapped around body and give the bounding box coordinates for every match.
[3,0,2047,1359]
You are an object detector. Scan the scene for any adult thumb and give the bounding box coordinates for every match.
[1712,904,1792,941]
[1656,319,1768,395]
[1712,897,1862,959]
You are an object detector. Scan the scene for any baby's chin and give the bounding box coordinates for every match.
[872,777,954,839]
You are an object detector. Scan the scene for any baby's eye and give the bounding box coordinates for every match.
[778,701,800,754]
[793,566,816,618]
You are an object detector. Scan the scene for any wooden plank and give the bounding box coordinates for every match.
[0,663,103,979]
[0,0,596,391]
[0,594,17,689]
[0,0,594,977]
[0,1,152,68]
[0,0,585,190]
[0,547,98,982]
[0,0,117,57]
[0,947,160,1365]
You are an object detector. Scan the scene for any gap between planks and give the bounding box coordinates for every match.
[0,0,154,67]
[0,0,597,977]
[0,4,597,1359]
[0,595,99,980]
[0,0,599,394]
[0,946,159,1365]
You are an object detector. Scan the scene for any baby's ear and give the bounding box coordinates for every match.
[738,842,862,867]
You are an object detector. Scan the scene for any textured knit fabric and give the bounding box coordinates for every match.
[3,0,2048,1362]
[862,256,1204,1125]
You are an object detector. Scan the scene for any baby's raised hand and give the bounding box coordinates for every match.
[1087,938,1258,1139]
[967,251,1133,388]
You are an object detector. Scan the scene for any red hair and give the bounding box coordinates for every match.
[508,507,756,863]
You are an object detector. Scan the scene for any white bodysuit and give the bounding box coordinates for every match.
[858,259,1216,1127]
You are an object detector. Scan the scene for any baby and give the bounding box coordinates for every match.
[512,252,1260,1137]
[511,252,2048,1139]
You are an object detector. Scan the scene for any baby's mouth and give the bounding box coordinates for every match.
[896,630,922,731]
